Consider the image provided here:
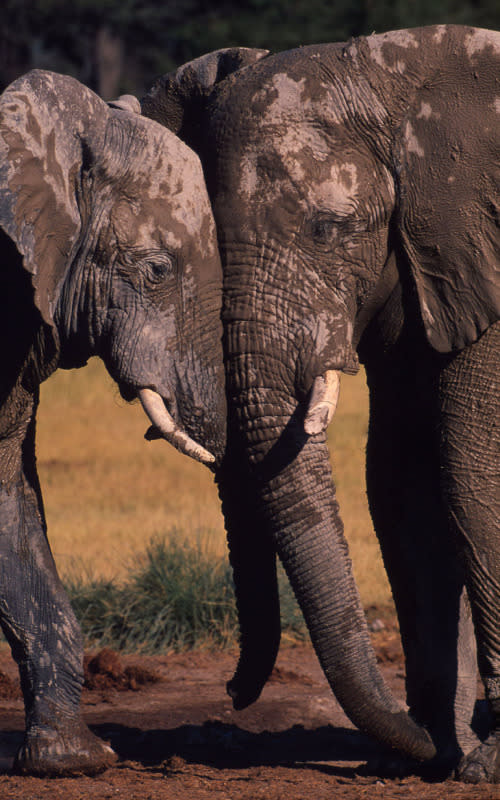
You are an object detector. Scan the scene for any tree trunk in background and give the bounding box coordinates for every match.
[94,26,123,100]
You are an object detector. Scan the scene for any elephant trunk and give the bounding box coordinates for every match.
[221,349,435,759]
[217,454,281,709]
[264,436,435,760]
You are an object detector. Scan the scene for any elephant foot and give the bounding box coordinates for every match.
[14,718,117,777]
[456,732,500,784]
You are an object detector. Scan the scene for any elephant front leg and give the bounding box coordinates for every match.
[364,346,480,772]
[0,434,116,775]
[439,322,500,784]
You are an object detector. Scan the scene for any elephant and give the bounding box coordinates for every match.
[140,25,500,782]
[0,69,226,775]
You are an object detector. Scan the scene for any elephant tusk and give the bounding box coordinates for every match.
[138,388,216,466]
[304,371,341,435]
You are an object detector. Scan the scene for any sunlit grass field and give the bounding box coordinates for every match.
[37,358,391,609]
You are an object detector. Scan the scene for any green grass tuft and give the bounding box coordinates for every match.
[65,532,307,653]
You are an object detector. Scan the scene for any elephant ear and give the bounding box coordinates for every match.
[395,40,500,353]
[0,69,106,337]
[141,48,269,147]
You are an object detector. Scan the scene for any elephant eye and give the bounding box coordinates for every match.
[308,212,341,244]
[143,254,174,283]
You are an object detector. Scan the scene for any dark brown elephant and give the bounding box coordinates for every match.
[0,69,226,775]
[141,25,499,782]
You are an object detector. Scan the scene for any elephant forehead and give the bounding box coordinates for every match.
[249,72,331,117]
[238,126,328,199]
[238,139,368,218]
[315,162,360,212]
[107,114,214,242]
[360,29,420,73]
[464,27,500,57]
[109,192,217,260]
[159,158,216,250]
[135,141,210,218]
[234,71,366,208]
[237,112,355,200]
[120,144,217,256]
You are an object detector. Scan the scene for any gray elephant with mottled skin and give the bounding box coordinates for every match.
[141,26,500,782]
[0,69,226,775]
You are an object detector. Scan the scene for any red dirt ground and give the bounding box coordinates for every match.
[0,618,496,800]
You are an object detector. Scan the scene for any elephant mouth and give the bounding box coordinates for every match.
[138,387,217,468]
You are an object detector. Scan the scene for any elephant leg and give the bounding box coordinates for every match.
[364,343,479,769]
[439,322,500,784]
[0,399,116,776]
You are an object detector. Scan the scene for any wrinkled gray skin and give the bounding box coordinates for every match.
[0,70,226,776]
[142,25,500,782]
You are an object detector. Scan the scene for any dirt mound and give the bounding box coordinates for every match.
[268,666,314,685]
[83,648,162,692]
[0,672,20,701]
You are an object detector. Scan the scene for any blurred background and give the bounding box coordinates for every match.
[1,0,499,98]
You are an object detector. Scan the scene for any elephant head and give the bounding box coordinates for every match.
[0,69,226,466]
[142,26,499,761]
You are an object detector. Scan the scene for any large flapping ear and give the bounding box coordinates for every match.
[394,28,499,353]
[0,69,107,335]
[141,48,269,148]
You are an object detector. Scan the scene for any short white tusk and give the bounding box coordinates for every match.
[138,388,216,466]
[304,371,341,435]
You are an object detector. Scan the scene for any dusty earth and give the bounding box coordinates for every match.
[0,615,496,800]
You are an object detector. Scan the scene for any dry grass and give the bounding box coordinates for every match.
[37,358,391,606]
[37,359,225,580]
[328,372,391,606]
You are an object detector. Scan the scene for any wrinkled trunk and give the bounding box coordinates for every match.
[217,450,281,709]
[220,307,435,760]
[258,427,434,759]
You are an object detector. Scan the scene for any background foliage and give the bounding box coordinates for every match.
[1,0,499,97]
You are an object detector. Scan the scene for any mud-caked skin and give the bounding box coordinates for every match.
[0,70,226,776]
[142,26,500,782]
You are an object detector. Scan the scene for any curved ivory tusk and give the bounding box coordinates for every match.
[304,371,341,435]
[138,388,216,466]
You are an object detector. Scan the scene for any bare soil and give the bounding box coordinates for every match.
[0,617,496,800]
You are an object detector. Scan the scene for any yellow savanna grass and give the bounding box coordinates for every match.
[37,358,391,606]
